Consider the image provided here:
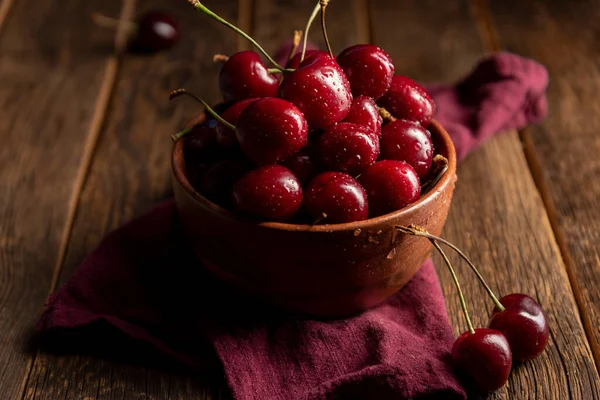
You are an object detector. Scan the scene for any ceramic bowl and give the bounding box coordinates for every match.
[172,115,456,317]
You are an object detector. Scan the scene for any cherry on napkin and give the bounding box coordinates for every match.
[37,52,548,400]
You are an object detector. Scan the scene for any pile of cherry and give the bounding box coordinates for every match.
[173,0,549,394]
[173,7,439,225]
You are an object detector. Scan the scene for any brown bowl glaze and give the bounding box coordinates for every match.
[172,116,457,317]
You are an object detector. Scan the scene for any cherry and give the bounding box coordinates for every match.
[317,122,379,176]
[236,98,308,165]
[337,44,394,100]
[131,11,179,52]
[200,158,251,207]
[489,294,549,362]
[282,145,320,185]
[216,98,259,148]
[452,328,512,392]
[219,51,279,103]
[304,172,368,223]
[279,54,353,129]
[378,76,436,126]
[359,160,420,217]
[380,119,433,178]
[285,50,328,69]
[232,165,303,221]
[343,96,383,136]
[184,120,218,161]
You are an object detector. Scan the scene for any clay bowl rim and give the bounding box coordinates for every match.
[172,118,456,233]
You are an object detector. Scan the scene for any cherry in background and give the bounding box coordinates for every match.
[317,122,379,176]
[343,96,383,136]
[219,51,279,103]
[359,160,420,217]
[232,165,303,221]
[279,54,353,129]
[304,172,368,224]
[380,119,434,178]
[236,98,308,165]
[92,11,179,53]
[378,76,436,126]
[337,44,395,100]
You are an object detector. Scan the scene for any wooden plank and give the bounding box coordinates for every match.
[25,1,369,399]
[370,0,600,398]
[0,0,125,398]
[22,0,240,399]
[486,0,600,373]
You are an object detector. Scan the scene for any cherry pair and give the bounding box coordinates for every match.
[398,226,549,393]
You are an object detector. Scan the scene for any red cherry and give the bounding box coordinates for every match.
[200,158,251,207]
[216,98,259,148]
[282,145,320,185]
[317,122,379,176]
[285,50,328,69]
[304,172,368,223]
[380,119,433,178]
[452,328,512,392]
[184,121,218,161]
[219,51,279,103]
[232,165,303,221]
[359,160,420,217]
[131,11,179,52]
[279,54,353,129]
[236,98,308,165]
[489,294,549,362]
[378,76,436,126]
[342,96,383,136]
[337,44,394,100]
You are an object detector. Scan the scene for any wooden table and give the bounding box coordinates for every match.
[1,0,599,398]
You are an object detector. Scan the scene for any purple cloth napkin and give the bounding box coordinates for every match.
[37,52,548,400]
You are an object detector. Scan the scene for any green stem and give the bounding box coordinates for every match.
[190,1,286,71]
[320,0,333,57]
[396,225,505,312]
[171,126,193,141]
[432,240,475,334]
[169,89,235,139]
[301,2,321,62]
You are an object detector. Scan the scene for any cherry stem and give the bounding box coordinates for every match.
[421,155,449,194]
[171,127,193,142]
[169,89,235,140]
[188,0,289,71]
[287,30,303,61]
[91,13,137,33]
[213,54,229,63]
[301,2,321,62]
[432,240,475,334]
[378,107,397,122]
[320,0,334,57]
[396,225,506,312]
[268,68,286,74]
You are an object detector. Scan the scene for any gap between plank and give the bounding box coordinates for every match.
[471,0,600,375]
[18,0,138,398]
[0,0,17,37]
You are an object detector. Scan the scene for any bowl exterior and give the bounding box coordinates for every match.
[172,119,456,317]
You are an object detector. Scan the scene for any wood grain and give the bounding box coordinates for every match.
[370,0,600,398]
[0,0,124,398]
[487,0,600,373]
[21,0,240,399]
